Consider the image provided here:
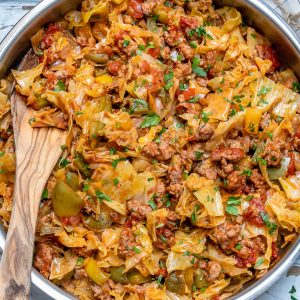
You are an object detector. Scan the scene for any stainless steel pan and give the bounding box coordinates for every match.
[0,0,299,299]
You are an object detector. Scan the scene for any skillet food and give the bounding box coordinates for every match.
[0,0,300,299]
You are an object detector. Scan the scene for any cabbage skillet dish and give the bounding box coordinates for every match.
[0,0,300,299]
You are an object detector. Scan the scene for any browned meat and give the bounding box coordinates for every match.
[213,221,241,250]
[200,51,223,76]
[187,0,212,12]
[181,143,204,161]
[164,26,185,47]
[159,138,177,160]
[91,283,112,300]
[141,0,159,14]
[178,43,195,60]
[167,155,184,199]
[249,169,267,191]
[174,62,192,78]
[142,141,160,157]
[168,155,182,182]
[127,199,152,220]
[226,171,247,193]
[160,46,171,61]
[217,159,234,178]
[142,134,177,162]
[154,227,175,250]
[117,228,138,258]
[261,139,284,166]
[211,147,245,162]
[194,159,218,180]
[205,261,222,282]
[236,237,266,260]
[243,197,265,226]
[34,243,59,278]
[167,183,184,199]
[189,123,215,142]
[72,247,95,258]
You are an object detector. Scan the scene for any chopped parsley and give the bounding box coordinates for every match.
[159,234,167,243]
[191,204,200,223]
[248,122,255,133]
[41,188,48,200]
[140,112,160,128]
[190,41,198,49]
[138,44,146,51]
[257,157,267,165]
[241,169,253,176]
[123,39,130,47]
[113,178,119,186]
[109,147,117,155]
[156,274,163,285]
[228,108,237,117]
[201,111,211,123]
[83,184,90,192]
[190,26,213,40]
[59,158,70,168]
[192,56,207,77]
[266,132,273,140]
[164,70,174,90]
[132,246,141,253]
[226,196,241,216]
[257,86,271,96]
[195,151,204,160]
[147,177,154,181]
[96,191,112,202]
[76,257,84,266]
[28,117,36,125]
[235,243,242,250]
[0,151,4,157]
[54,80,66,92]
[254,257,264,267]
[148,199,157,210]
[292,82,300,93]
[112,158,126,168]
[260,212,277,234]
[179,83,188,91]
[129,99,148,114]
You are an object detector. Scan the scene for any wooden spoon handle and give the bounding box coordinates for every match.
[0,127,65,300]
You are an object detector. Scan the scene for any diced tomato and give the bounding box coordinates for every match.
[244,197,265,226]
[103,46,113,56]
[46,23,61,35]
[295,124,300,138]
[236,249,258,268]
[256,45,280,72]
[182,88,196,101]
[61,215,81,226]
[179,16,199,29]
[127,0,144,19]
[114,31,127,42]
[140,60,151,73]
[148,68,164,93]
[107,59,123,75]
[157,267,168,277]
[271,242,279,259]
[147,47,160,58]
[287,152,296,176]
[41,23,61,49]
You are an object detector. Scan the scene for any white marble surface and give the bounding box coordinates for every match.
[0,1,299,299]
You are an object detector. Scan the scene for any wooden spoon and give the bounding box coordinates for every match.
[0,50,67,300]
